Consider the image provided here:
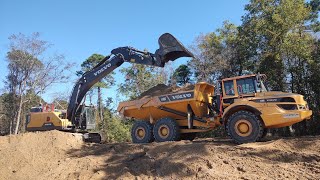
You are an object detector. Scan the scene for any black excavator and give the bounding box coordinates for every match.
[26,33,194,142]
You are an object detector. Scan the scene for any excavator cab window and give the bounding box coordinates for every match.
[30,107,42,113]
[83,107,96,130]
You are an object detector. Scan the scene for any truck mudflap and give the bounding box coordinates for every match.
[83,133,102,143]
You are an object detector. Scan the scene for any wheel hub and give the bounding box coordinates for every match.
[135,127,146,140]
[235,119,252,137]
[158,125,169,139]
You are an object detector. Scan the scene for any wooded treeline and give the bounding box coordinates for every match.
[1,0,319,139]
[188,0,320,136]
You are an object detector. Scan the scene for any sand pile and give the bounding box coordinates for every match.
[0,131,83,180]
[138,84,195,99]
[0,131,320,179]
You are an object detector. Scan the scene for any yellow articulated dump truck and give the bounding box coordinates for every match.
[117,74,312,144]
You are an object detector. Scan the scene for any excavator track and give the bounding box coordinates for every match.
[82,132,102,143]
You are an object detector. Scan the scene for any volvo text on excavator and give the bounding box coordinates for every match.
[26,33,193,142]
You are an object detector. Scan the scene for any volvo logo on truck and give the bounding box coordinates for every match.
[158,92,194,102]
[94,63,111,76]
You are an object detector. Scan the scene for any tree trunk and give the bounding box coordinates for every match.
[97,87,104,126]
[14,95,24,135]
[9,119,12,135]
[97,86,107,141]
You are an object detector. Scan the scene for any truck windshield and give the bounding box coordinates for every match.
[236,78,256,94]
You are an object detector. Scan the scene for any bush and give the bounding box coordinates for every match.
[104,115,132,143]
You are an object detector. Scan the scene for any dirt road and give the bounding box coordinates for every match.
[0,130,319,179]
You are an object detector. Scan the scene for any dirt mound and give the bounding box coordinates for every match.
[138,83,195,99]
[1,132,320,179]
[240,136,320,153]
[0,131,83,180]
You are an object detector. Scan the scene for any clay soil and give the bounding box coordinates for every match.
[1,130,320,180]
[137,84,195,99]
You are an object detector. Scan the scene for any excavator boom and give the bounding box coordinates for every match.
[67,33,194,129]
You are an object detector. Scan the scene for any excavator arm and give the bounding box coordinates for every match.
[67,33,193,128]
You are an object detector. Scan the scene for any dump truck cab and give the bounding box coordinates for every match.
[219,74,312,143]
[221,74,268,108]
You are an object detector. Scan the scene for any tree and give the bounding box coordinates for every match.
[172,64,192,86]
[118,64,170,100]
[0,93,13,134]
[241,0,312,91]
[77,54,115,136]
[189,21,253,83]
[4,32,72,134]
[241,0,320,135]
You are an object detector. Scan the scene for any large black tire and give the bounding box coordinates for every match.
[226,111,263,144]
[153,117,180,142]
[131,121,154,143]
[180,133,197,141]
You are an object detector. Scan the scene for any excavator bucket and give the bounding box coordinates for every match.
[155,33,194,66]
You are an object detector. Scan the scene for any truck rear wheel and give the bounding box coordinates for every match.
[226,111,263,144]
[153,117,180,142]
[131,121,154,143]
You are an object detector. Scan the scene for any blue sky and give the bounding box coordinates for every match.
[0,0,248,107]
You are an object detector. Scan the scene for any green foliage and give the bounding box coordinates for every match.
[0,93,16,134]
[100,108,132,143]
[118,64,168,100]
[241,0,312,91]
[105,116,132,143]
[172,64,192,86]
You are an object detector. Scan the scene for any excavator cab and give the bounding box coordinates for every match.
[155,33,194,66]
[74,105,96,130]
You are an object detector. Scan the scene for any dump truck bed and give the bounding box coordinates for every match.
[117,82,215,121]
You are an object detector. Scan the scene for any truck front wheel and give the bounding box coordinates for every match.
[131,121,154,143]
[226,111,263,144]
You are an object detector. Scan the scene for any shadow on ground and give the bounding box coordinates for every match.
[66,139,225,179]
